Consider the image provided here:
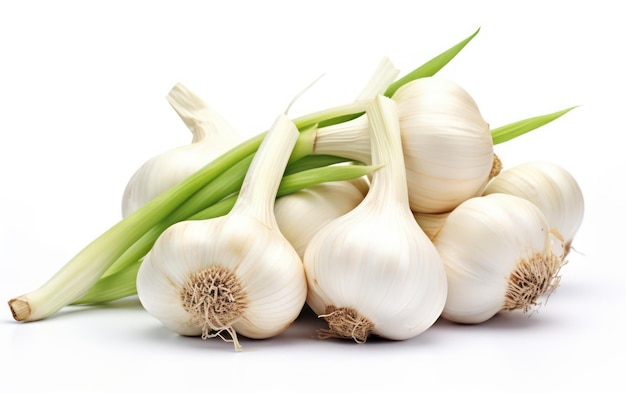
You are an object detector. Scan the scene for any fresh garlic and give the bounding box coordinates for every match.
[122,83,242,217]
[136,114,306,351]
[482,161,584,254]
[274,180,366,259]
[433,193,564,324]
[303,95,448,342]
[312,76,494,214]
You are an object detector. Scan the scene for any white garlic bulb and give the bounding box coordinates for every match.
[122,83,242,217]
[482,161,584,254]
[274,180,366,259]
[303,95,448,342]
[136,114,306,351]
[433,193,564,324]
[312,76,494,214]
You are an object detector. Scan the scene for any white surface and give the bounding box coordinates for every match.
[0,1,622,392]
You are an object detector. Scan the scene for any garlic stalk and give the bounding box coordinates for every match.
[303,95,448,342]
[312,76,495,214]
[136,114,306,351]
[482,161,584,255]
[274,180,366,259]
[122,82,242,217]
[432,193,565,324]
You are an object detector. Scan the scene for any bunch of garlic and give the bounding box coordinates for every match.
[122,83,243,217]
[303,95,448,342]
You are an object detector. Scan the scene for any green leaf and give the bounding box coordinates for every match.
[491,106,578,145]
[384,27,481,97]
[284,154,354,176]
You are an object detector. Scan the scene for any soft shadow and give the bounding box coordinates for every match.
[431,308,561,332]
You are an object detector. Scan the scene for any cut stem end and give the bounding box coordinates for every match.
[8,297,31,322]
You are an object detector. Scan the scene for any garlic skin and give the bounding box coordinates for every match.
[274,180,366,259]
[482,161,584,254]
[433,193,563,324]
[413,211,450,240]
[304,95,447,342]
[313,77,494,214]
[136,213,307,340]
[136,115,306,350]
[122,83,242,217]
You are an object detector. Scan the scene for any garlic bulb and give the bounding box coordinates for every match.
[312,77,494,214]
[136,114,306,351]
[274,180,366,259]
[482,161,584,254]
[433,193,564,324]
[303,95,447,342]
[122,83,242,217]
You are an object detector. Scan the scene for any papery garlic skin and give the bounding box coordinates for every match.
[433,193,562,324]
[394,77,494,213]
[136,114,306,350]
[274,181,366,259]
[136,214,307,339]
[313,77,493,214]
[122,83,242,217]
[413,211,450,240]
[304,95,447,342]
[482,161,584,254]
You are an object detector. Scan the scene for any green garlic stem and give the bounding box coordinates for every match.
[74,163,378,305]
[73,259,142,305]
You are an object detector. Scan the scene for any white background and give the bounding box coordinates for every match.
[1,1,623,392]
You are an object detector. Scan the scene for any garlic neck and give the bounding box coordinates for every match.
[166,82,239,144]
[231,115,299,227]
[362,96,410,210]
[313,115,372,164]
